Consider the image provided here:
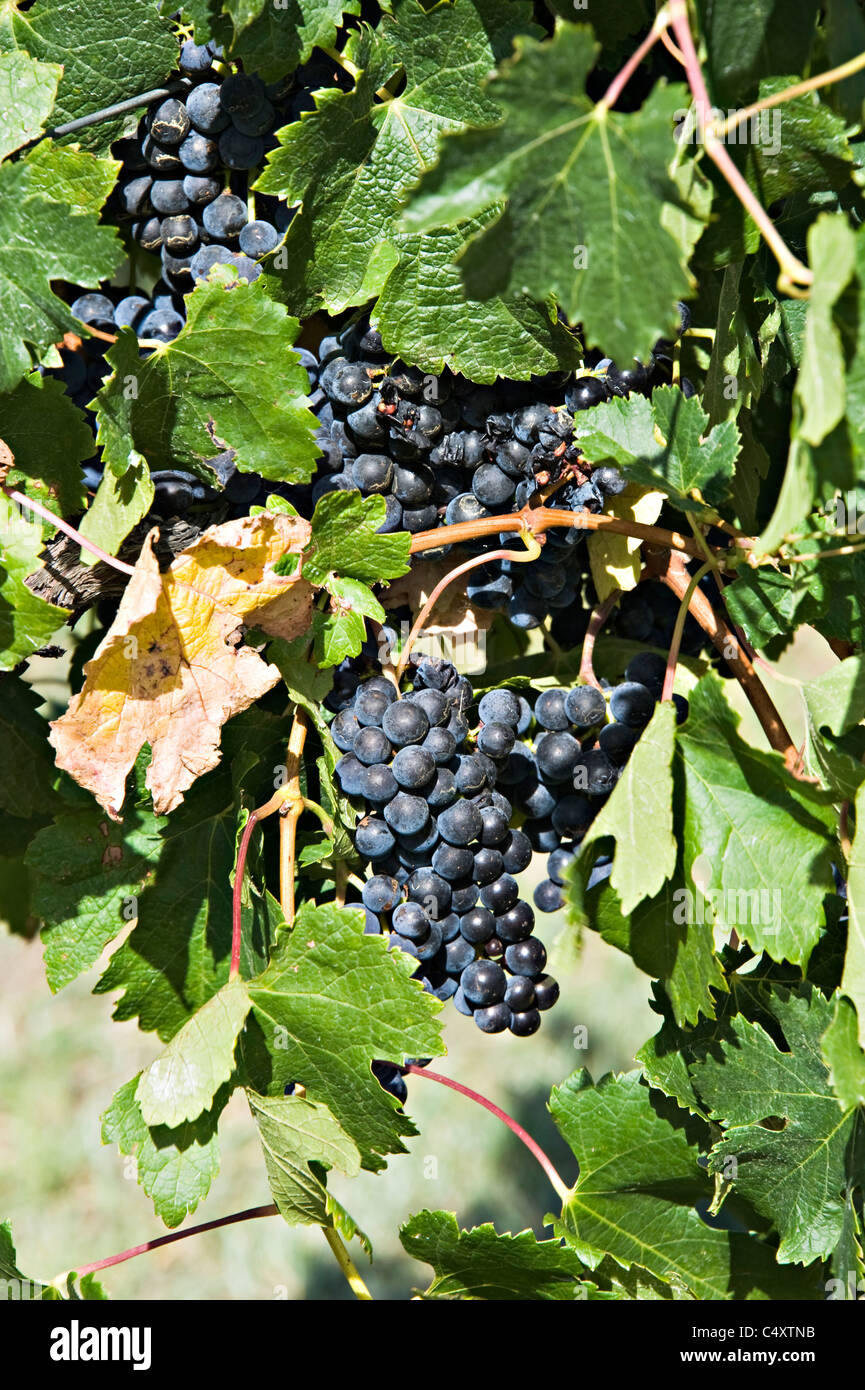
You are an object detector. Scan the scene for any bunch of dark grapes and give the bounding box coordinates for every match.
[333,657,559,1037]
[489,655,689,913]
[110,46,351,299]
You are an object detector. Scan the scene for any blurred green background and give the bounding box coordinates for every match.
[0,621,834,1300]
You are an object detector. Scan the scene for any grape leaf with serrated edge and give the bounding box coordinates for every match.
[550,1069,734,1299]
[400,1211,608,1300]
[0,51,60,158]
[248,1091,361,1228]
[243,903,443,1170]
[0,494,70,669]
[137,976,251,1127]
[692,989,865,1265]
[223,0,361,83]
[102,1075,231,1228]
[257,0,536,317]
[0,373,91,519]
[401,23,696,363]
[0,0,177,153]
[93,281,320,489]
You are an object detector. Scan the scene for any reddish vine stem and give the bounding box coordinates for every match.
[596,5,670,112]
[73,1204,278,1278]
[662,557,798,769]
[580,592,621,689]
[405,1066,572,1202]
[661,561,712,703]
[409,506,710,559]
[1,483,136,576]
[394,534,541,684]
[279,709,309,927]
[230,785,295,977]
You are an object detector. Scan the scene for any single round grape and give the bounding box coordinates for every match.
[480,875,520,916]
[472,463,515,508]
[335,753,366,796]
[509,1009,541,1037]
[139,306,185,342]
[331,708,360,752]
[533,974,560,1011]
[504,975,535,1010]
[548,847,576,886]
[161,214,198,256]
[564,685,607,729]
[142,134,182,174]
[535,731,580,783]
[432,844,474,883]
[354,684,392,728]
[534,879,564,913]
[504,938,547,977]
[551,794,595,838]
[239,220,281,258]
[500,830,532,875]
[472,848,504,886]
[460,906,496,944]
[381,701,429,747]
[220,72,267,117]
[149,98,190,146]
[353,725,392,766]
[114,295,151,332]
[362,875,402,914]
[70,293,116,331]
[425,767,457,811]
[363,763,399,805]
[572,749,618,797]
[439,912,461,943]
[598,721,638,765]
[179,39,213,73]
[477,722,515,760]
[519,779,556,819]
[134,216,163,252]
[478,807,510,847]
[624,651,667,700]
[407,688,450,727]
[202,192,248,239]
[461,959,507,1006]
[150,179,188,215]
[496,901,535,943]
[120,175,152,216]
[453,984,473,1016]
[392,901,431,942]
[437,800,483,847]
[566,376,607,411]
[392,745,435,790]
[218,127,265,169]
[384,793,429,837]
[355,816,396,860]
[534,688,570,731]
[450,882,480,915]
[444,935,476,975]
[321,356,374,407]
[474,1002,511,1033]
[609,681,656,728]
[478,689,522,729]
[407,869,451,919]
[186,83,230,135]
[416,921,443,960]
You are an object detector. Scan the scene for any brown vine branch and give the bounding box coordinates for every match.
[662,555,798,770]
[409,506,710,559]
[662,561,713,702]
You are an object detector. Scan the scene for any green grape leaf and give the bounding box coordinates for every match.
[723,568,798,647]
[102,1075,230,1229]
[94,710,288,1040]
[0,0,177,153]
[248,1091,361,1227]
[572,701,677,915]
[304,491,411,586]
[804,654,865,738]
[29,792,165,992]
[695,0,819,106]
[93,283,320,484]
[798,213,857,447]
[677,674,836,967]
[551,1070,733,1299]
[843,781,865,1049]
[0,674,61,820]
[692,990,865,1265]
[376,212,581,382]
[257,0,535,315]
[313,606,366,668]
[18,139,121,212]
[224,0,361,82]
[0,153,123,391]
[829,1189,865,1301]
[822,996,865,1111]
[402,24,696,363]
[573,388,740,512]
[76,456,154,563]
[0,494,70,669]
[244,903,444,1170]
[400,1211,604,1300]
[137,976,251,1128]
[0,372,91,518]
[0,51,60,158]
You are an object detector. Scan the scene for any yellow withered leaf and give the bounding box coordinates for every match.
[50,513,313,818]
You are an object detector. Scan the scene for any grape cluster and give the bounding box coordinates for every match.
[333,658,559,1037]
[492,653,688,913]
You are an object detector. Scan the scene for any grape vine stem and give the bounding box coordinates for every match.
[280,709,309,927]
[662,554,798,769]
[668,0,812,297]
[405,1066,572,1203]
[662,560,712,702]
[580,591,620,690]
[409,506,711,559]
[1,482,136,577]
[71,1205,278,1278]
[394,531,541,684]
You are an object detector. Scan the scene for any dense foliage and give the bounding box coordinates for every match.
[1,0,865,1303]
